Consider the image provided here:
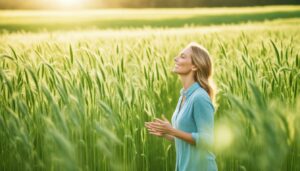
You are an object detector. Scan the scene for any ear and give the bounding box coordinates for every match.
[191,65,197,71]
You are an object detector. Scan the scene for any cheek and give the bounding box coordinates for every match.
[178,59,190,65]
[177,62,193,73]
[179,59,192,68]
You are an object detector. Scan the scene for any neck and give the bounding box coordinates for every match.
[179,74,196,90]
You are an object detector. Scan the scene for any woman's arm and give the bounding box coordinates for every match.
[145,121,175,142]
[145,93,214,147]
[169,128,195,145]
[145,117,195,145]
[191,94,215,147]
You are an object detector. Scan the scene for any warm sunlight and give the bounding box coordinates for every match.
[215,125,234,151]
[55,0,85,8]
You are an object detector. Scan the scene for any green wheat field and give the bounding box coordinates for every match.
[0,5,300,171]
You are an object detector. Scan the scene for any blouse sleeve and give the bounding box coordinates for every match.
[191,93,215,148]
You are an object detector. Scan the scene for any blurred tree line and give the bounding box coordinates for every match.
[103,0,300,8]
[0,0,299,9]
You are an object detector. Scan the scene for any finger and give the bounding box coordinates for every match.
[145,121,154,125]
[145,122,158,129]
[154,118,164,123]
[145,122,155,127]
[146,125,162,132]
[145,125,151,130]
[150,127,165,132]
[146,121,160,125]
[150,126,164,132]
[146,126,159,132]
[147,126,155,130]
[152,125,165,132]
[149,131,162,135]
[150,129,165,134]
[146,128,154,133]
[146,125,155,130]
[149,130,159,134]
[149,131,163,136]
[147,125,159,131]
[148,121,162,127]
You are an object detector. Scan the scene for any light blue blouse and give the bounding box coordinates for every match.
[171,82,217,171]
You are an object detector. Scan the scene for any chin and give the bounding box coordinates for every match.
[172,68,178,74]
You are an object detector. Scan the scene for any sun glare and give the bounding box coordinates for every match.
[215,125,233,150]
[55,0,85,8]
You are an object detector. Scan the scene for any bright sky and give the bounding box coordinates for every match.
[53,0,87,8]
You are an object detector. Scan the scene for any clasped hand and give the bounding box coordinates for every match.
[145,115,174,137]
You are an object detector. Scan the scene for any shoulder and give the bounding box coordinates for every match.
[192,88,215,112]
[192,87,211,102]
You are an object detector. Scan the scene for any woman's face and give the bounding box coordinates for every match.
[173,46,196,75]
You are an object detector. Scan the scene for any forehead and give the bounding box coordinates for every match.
[180,46,192,56]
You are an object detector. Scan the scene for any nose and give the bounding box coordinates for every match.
[174,56,178,62]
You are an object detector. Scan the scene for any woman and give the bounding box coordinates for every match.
[145,42,217,171]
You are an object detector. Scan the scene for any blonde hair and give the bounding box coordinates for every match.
[188,42,217,102]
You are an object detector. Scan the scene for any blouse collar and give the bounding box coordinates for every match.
[180,82,201,98]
